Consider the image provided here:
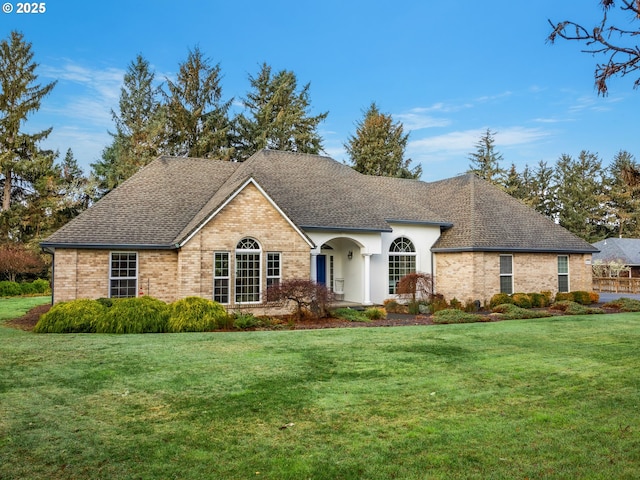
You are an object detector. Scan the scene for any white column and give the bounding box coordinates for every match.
[362,253,372,305]
[310,252,318,283]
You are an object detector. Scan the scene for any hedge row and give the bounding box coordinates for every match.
[0,279,51,297]
[489,290,598,309]
[34,296,231,334]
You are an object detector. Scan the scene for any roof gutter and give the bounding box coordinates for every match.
[39,242,178,250]
[431,246,600,254]
[300,225,392,233]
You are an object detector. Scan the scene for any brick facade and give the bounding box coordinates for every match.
[434,251,593,304]
[52,182,311,315]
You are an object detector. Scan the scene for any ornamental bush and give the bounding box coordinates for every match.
[489,293,514,309]
[94,296,169,334]
[511,293,532,309]
[34,299,106,333]
[571,291,592,305]
[528,293,549,308]
[364,307,386,320]
[168,297,228,332]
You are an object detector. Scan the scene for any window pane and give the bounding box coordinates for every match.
[235,252,260,303]
[500,276,513,294]
[558,275,569,293]
[558,255,569,274]
[110,253,137,298]
[500,255,512,275]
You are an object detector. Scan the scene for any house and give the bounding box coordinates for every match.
[592,238,640,277]
[41,150,597,310]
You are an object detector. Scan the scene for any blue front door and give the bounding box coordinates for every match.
[316,255,326,285]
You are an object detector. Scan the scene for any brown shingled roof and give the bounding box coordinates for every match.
[425,174,597,253]
[41,150,597,254]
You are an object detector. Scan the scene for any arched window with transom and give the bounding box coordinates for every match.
[235,238,261,303]
[388,237,416,294]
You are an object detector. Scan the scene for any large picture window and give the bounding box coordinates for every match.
[235,238,261,303]
[388,237,416,294]
[499,255,513,294]
[214,252,230,304]
[110,252,137,298]
[558,255,569,293]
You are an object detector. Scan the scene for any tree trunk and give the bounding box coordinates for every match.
[2,167,11,212]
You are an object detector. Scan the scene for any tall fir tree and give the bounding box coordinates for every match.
[92,55,164,192]
[233,63,328,161]
[345,103,421,179]
[606,150,640,238]
[163,47,233,159]
[467,129,506,185]
[0,31,56,213]
[526,160,557,219]
[554,151,608,242]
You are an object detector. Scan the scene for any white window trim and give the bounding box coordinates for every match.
[235,238,262,304]
[388,237,417,295]
[266,252,282,288]
[109,251,138,298]
[558,255,570,293]
[213,251,230,304]
[499,254,514,294]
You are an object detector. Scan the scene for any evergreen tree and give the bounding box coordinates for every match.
[0,31,56,213]
[233,63,328,161]
[502,163,527,200]
[467,129,506,184]
[92,55,164,192]
[345,102,421,179]
[163,47,233,159]
[523,160,557,219]
[554,151,608,242]
[606,150,640,237]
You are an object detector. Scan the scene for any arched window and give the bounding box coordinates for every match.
[235,238,261,303]
[388,237,416,294]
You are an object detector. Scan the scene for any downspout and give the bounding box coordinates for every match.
[430,250,435,298]
[42,247,54,305]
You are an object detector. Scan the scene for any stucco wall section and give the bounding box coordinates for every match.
[435,252,593,304]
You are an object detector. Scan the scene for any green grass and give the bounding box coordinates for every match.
[1,309,640,479]
[0,295,50,322]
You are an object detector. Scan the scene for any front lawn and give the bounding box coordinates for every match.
[1,310,639,479]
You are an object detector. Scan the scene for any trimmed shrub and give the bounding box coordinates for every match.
[555,292,573,302]
[0,281,22,297]
[19,282,37,295]
[589,291,600,304]
[432,309,486,324]
[168,297,229,332]
[528,293,549,308]
[511,293,532,309]
[491,303,552,319]
[489,293,514,309]
[364,307,386,320]
[540,291,553,305]
[571,291,592,305]
[34,299,105,333]
[31,279,51,294]
[603,297,640,312]
[93,296,169,334]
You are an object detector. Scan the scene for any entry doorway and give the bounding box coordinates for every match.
[316,254,327,286]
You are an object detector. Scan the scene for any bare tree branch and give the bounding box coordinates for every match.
[548,1,640,95]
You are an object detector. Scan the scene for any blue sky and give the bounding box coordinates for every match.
[2,0,639,181]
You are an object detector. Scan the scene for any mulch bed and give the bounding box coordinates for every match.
[3,303,625,333]
[5,304,52,331]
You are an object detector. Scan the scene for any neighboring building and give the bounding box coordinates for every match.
[41,150,597,310]
[592,238,640,277]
